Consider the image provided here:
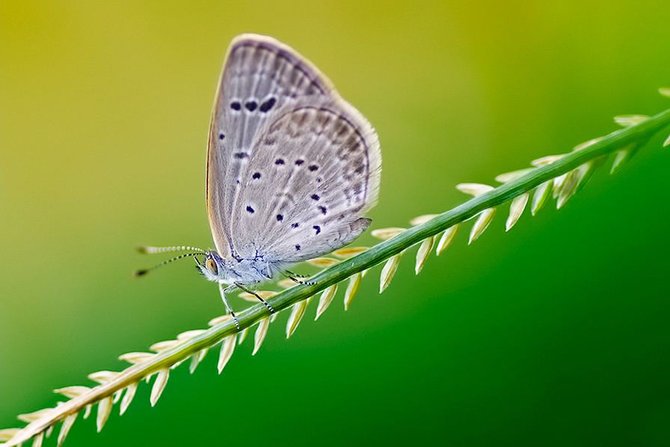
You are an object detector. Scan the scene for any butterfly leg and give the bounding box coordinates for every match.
[218,283,240,329]
[281,270,316,286]
[235,282,275,314]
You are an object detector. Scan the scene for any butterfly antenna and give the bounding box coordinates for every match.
[134,252,202,277]
[137,245,206,255]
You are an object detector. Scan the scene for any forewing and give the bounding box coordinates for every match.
[206,34,333,255]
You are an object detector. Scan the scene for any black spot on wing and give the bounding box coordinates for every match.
[259,97,276,113]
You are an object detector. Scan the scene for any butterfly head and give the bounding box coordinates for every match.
[196,251,230,282]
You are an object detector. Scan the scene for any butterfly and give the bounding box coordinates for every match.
[138,34,381,325]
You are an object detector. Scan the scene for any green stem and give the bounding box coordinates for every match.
[6,108,670,446]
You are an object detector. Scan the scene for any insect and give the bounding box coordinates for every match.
[137,34,382,325]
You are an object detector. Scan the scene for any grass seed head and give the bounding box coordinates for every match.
[380,255,402,294]
[253,319,271,355]
[469,209,496,244]
[436,225,459,255]
[506,193,529,231]
[315,285,338,320]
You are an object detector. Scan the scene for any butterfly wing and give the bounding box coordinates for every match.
[207,34,334,256]
[207,34,381,265]
[234,95,380,263]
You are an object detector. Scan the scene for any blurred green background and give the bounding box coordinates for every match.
[1,1,670,446]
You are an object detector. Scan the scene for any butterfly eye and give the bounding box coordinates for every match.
[205,258,218,275]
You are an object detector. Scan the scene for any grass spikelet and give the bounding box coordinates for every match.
[531,154,565,167]
[415,237,434,274]
[410,214,438,225]
[0,428,21,446]
[552,173,567,198]
[456,183,494,196]
[573,137,603,151]
[343,273,362,311]
[332,246,369,258]
[555,171,578,208]
[506,193,529,231]
[57,413,76,447]
[32,432,44,447]
[286,300,309,338]
[208,315,232,326]
[614,114,649,127]
[0,429,20,442]
[371,227,405,240]
[315,284,338,320]
[169,360,185,371]
[436,225,459,255]
[150,369,169,407]
[531,181,552,215]
[495,168,533,183]
[218,335,236,373]
[276,278,295,288]
[96,397,112,432]
[660,87,670,98]
[87,371,118,384]
[252,318,270,355]
[46,425,54,438]
[379,254,401,293]
[119,383,137,416]
[18,410,52,424]
[610,146,634,174]
[663,134,670,148]
[149,340,179,353]
[118,352,154,365]
[54,386,90,399]
[556,162,593,209]
[238,290,276,303]
[177,330,206,341]
[83,405,91,420]
[469,209,496,244]
[580,158,603,193]
[306,257,339,268]
[237,327,249,344]
[189,350,207,374]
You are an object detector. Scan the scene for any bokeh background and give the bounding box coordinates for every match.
[2,1,670,446]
